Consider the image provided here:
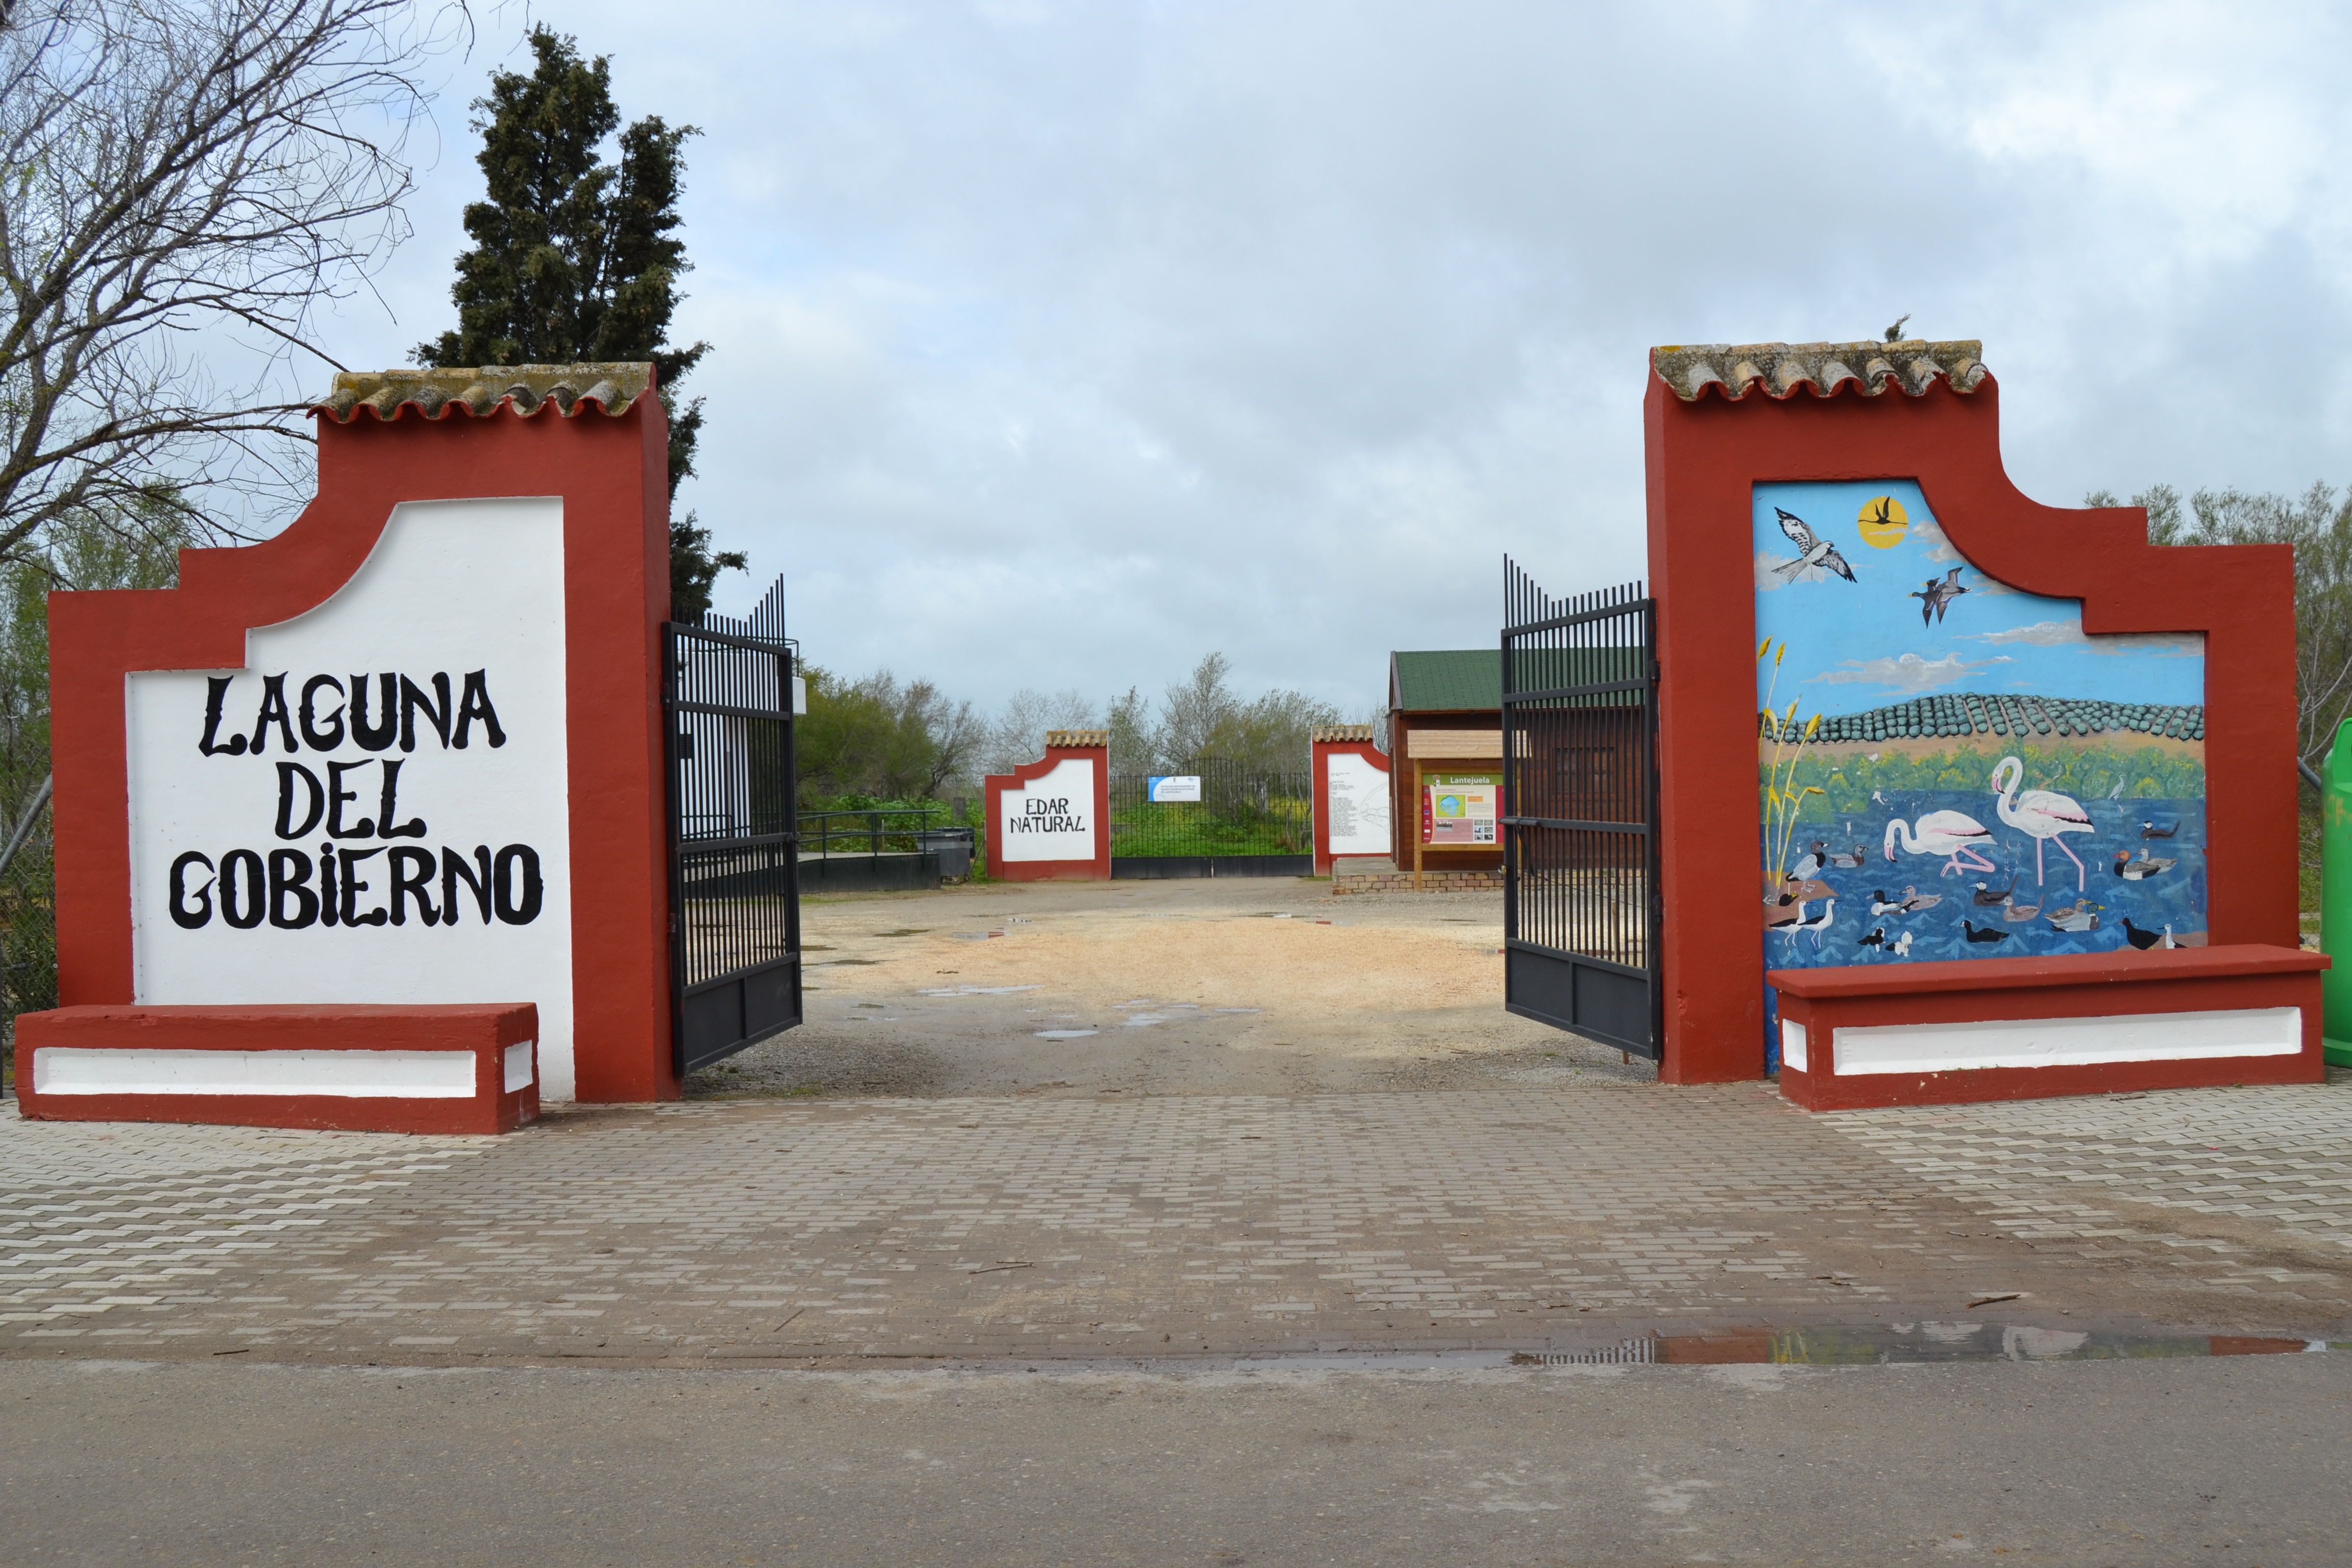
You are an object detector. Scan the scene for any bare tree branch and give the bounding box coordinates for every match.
[0,0,471,559]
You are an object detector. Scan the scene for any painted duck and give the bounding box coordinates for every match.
[1857,926,1887,951]
[1892,930,1915,958]
[2114,849,2177,881]
[1826,844,1868,870]
[2002,897,2043,923]
[1971,876,2018,908]
[1870,886,1943,915]
[2121,916,2173,951]
[2140,818,2179,840]
[1963,920,2010,944]
[2045,901,2102,933]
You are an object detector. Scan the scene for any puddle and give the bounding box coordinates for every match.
[1034,1029,1099,1040]
[1509,1324,2346,1367]
[918,984,1043,997]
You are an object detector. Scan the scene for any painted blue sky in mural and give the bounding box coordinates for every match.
[1752,481,2206,716]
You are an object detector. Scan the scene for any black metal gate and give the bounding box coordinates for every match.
[1500,560,1661,1058]
[663,593,802,1076]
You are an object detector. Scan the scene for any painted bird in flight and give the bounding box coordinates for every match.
[1909,567,1968,625]
[1773,508,1855,582]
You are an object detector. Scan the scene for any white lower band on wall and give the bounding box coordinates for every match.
[1832,1007,2301,1076]
[502,1040,535,1093]
[34,1047,478,1098]
[1780,1018,1808,1072]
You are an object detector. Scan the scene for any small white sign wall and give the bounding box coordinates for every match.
[1324,752,1392,857]
[999,757,1096,863]
[125,498,580,1096]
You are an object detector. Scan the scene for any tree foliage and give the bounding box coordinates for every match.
[418,24,743,618]
[1130,652,1340,773]
[0,501,190,1032]
[795,666,983,803]
[2090,482,2352,769]
[1,0,458,562]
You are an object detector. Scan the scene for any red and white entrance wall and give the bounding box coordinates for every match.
[985,730,1111,882]
[17,364,677,1131]
[1311,725,1391,876]
[1644,339,2323,1108]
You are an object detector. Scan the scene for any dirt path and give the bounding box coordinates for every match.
[691,877,1655,1099]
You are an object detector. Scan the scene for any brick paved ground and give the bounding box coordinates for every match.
[6,1070,2349,1368]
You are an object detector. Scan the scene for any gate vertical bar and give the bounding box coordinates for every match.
[662,623,689,1076]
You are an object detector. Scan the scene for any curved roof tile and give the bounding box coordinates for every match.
[309,363,653,423]
[1651,339,1987,402]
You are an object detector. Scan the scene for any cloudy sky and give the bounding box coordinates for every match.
[313,1,2352,721]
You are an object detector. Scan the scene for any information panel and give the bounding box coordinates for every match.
[1423,772,1500,846]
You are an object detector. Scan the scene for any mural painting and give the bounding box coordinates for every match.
[1754,480,2208,1010]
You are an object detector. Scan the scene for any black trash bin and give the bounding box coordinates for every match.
[916,827,975,879]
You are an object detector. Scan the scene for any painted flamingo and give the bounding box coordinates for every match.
[1883,811,1997,876]
[1991,755,2095,892]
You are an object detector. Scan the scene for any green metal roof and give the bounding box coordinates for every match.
[1391,650,1500,713]
[1390,648,1646,713]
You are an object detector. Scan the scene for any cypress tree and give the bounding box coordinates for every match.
[419,25,745,619]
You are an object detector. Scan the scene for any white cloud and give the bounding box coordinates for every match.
[1970,619,2085,647]
[1908,515,1966,565]
[1964,620,2204,657]
[1813,652,2011,692]
[1755,550,1836,590]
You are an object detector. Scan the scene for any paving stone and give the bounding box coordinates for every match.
[3,1074,2348,1366]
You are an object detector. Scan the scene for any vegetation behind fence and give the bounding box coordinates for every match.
[1109,762,1309,857]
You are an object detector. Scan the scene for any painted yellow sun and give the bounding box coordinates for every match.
[1857,495,1908,548]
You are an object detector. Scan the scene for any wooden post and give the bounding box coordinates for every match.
[1411,761,1423,891]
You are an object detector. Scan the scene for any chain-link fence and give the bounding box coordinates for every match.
[1109,759,1310,858]
[0,789,53,1074]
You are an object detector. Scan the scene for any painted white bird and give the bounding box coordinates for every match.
[1780,898,1837,948]
[1991,755,2095,891]
[1893,930,1915,958]
[1883,810,1998,877]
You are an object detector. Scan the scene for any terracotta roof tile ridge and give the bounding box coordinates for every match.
[310,363,654,423]
[1650,339,1987,403]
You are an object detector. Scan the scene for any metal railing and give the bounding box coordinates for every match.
[798,807,939,859]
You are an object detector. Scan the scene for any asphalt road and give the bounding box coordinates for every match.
[5,1353,2347,1566]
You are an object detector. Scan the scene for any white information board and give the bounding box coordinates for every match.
[125,498,579,1095]
[1324,751,1392,856]
[1000,757,1097,862]
[1146,775,1202,803]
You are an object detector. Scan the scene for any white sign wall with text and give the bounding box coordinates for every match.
[1324,752,1392,857]
[999,757,1097,863]
[125,498,580,1096]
